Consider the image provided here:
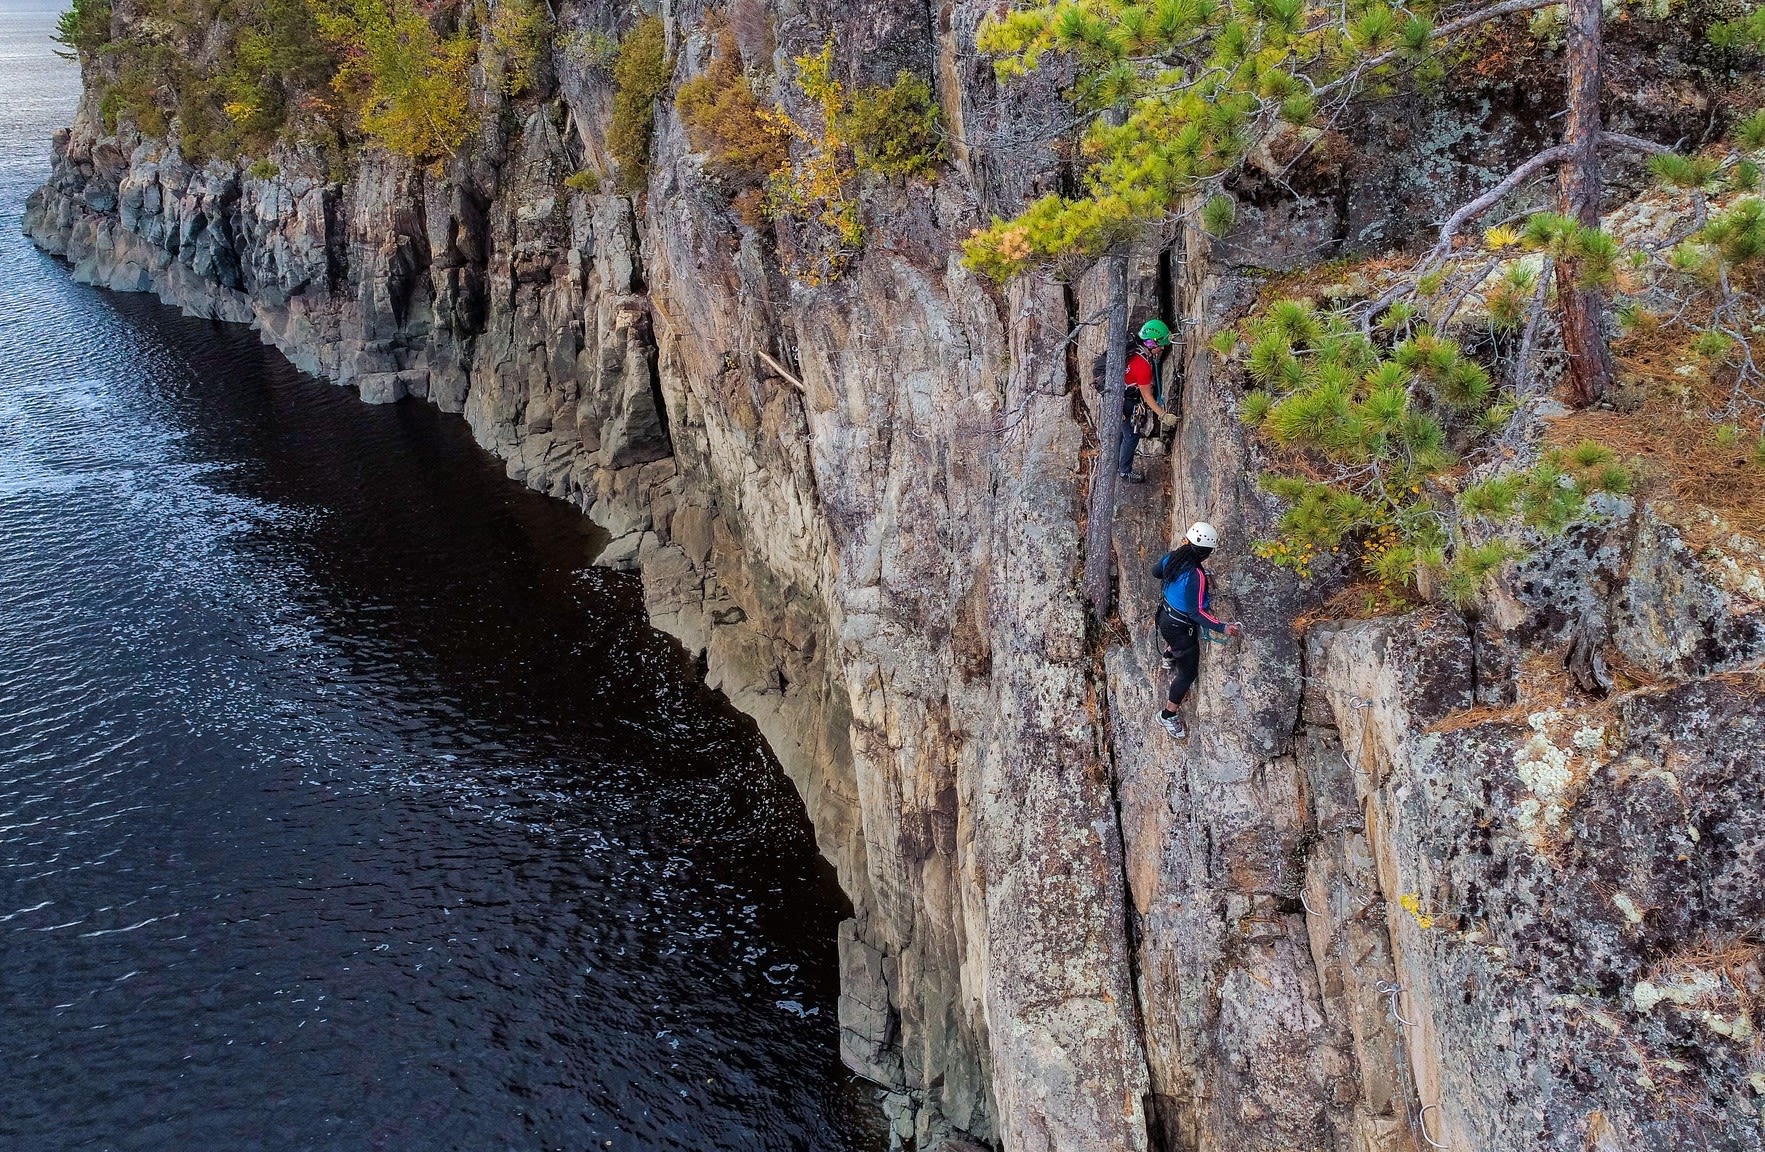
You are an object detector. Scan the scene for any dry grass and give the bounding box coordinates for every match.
[1423,649,1670,735]
[1425,700,1529,734]
[1644,935,1765,1024]
[1548,327,1765,548]
[1255,253,1410,305]
[1288,579,1420,633]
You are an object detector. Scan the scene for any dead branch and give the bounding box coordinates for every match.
[1425,144,1572,267]
[1600,132,1677,158]
[757,349,807,393]
[1438,257,1502,329]
[1511,257,1554,402]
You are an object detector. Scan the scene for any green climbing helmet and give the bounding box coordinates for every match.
[1138,318,1173,347]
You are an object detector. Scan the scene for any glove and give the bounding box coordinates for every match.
[1160,412,1179,431]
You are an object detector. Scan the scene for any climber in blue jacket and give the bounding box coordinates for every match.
[1151,521,1241,740]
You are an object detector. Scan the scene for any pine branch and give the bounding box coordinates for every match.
[1360,128,1680,330]
[1314,0,1563,100]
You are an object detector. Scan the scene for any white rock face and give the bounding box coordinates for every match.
[25,5,1765,1149]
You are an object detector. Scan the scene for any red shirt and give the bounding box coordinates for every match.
[1123,351,1156,412]
[1125,353,1154,393]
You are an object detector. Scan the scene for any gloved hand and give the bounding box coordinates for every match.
[1160,412,1179,431]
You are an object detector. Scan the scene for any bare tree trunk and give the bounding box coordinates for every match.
[1556,0,1614,407]
[1082,253,1131,621]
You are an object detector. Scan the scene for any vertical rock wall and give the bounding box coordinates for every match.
[25,1,1765,1149]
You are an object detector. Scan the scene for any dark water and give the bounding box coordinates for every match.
[0,5,882,1149]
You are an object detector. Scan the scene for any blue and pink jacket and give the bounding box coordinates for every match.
[1153,554,1227,633]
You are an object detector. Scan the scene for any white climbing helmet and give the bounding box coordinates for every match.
[1185,521,1219,549]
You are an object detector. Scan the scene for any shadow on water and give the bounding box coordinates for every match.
[0,10,884,1151]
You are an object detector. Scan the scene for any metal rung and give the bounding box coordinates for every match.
[1418,1104,1449,1149]
[1377,981,1419,1028]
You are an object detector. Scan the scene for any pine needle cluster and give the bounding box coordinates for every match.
[1236,297,1628,605]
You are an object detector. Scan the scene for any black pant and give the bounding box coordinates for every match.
[1157,606,1201,708]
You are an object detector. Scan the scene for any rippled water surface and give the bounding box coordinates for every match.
[0,6,881,1149]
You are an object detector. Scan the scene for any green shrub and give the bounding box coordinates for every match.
[609,14,670,193]
[77,0,337,159]
[53,0,111,59]
[762,42,863,282]
[677,28,786,187]
[99,62,168,135]
[559,27,620,73]
[563,168,602,193]
[1709,7,1765,52]
[487,0,552,98]
[319,0,476,167]
[843,70,942,179]
[1736,110,1765,152]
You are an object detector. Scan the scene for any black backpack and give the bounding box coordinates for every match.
[1090,349,1115,394]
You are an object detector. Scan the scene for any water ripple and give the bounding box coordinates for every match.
[0,7,881,1150]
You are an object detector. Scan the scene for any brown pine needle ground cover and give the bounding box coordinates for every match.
[1549,331,1765,546]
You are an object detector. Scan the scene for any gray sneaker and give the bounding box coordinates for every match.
[1119,470,1145,484]
[1158,711,1186,739]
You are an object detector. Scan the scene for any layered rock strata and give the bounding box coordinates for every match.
[27,3,1765,1149]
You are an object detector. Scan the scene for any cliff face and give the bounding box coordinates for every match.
[26,3,1765,1150]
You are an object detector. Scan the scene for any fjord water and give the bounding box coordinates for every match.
[0,6,882,1149]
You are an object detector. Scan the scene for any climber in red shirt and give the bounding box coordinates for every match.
[1117,319,1178,483]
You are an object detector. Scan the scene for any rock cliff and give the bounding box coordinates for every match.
[26,2,1765,1149]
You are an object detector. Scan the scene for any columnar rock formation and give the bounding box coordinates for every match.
[26,3,1765,1149]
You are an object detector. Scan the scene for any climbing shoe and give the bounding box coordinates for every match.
[1158,711,1186,739]
[1119,470,1145,484]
